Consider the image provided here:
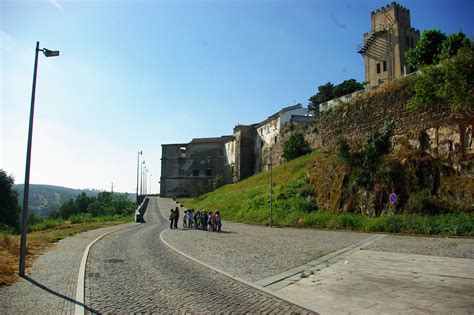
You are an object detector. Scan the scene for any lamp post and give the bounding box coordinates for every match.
[140,161,145,196]
[149,173,152,195]
[19,41,59,277]
[268,148,273,228]
[144,167,149,195]
[143,167,147,195]
[136,151,142,204]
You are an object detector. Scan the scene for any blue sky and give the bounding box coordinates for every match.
[1,0,473,193]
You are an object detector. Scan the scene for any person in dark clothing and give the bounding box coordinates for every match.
[173,207,180,229]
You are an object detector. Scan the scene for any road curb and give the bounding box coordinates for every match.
[74,223,140,315]
[159,229,319,314]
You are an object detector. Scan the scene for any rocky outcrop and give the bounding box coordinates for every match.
[303,78,473,215]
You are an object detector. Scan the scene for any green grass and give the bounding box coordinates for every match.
[68,214,133,224]
[180,150,474,236]
[27,214,134,232]
[28,218,64,232]
[182,151,318,224]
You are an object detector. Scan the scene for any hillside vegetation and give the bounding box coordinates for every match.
[13,184,135,218]
[181,151,317,224]
[180,151,473,236]
[13,184,101,218]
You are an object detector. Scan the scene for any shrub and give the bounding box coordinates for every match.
[283,133,311,161]
[336,119,394,188]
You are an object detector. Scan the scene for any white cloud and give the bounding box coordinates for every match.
[49,0,64,11]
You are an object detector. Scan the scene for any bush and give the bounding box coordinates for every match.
[56,192,135,219]
[283,133,311,161]
[336,119,394,188]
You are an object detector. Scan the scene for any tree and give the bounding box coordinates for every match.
[283,133,311,161]
[405,29,447,70]
[439,32,470,60]
[407,44,474,111]
[0,170,21,231]
[405,29,447,69]
[308,79,364,113]
[438,45,474,110]
[333,79,364,98]
[308,82,334,112]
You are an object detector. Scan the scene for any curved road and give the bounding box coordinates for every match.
[85,197,312,313]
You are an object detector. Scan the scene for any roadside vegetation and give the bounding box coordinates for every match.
[181,151,473,237]
[0,218,133,286]
[0,169,136,285]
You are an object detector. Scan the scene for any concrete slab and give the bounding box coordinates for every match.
[278,250,474,314]
[256,234,385,290]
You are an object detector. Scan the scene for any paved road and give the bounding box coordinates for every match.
[161,197,474,314]
[85,197,313,313]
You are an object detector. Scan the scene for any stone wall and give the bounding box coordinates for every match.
[316,81,474,162]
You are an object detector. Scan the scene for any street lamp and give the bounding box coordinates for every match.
[19,41,59,277]
[267,148,274,228]
[149,173,152,195]
[136,150,142,204]
[140,160,145,196]
[144,167,149,195]
[143,167,147,195]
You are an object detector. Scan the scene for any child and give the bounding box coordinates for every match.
[188,209,194,229]
[195,210,201,229]
[201,211,208,230]
[215,210,221,232]
[207,211,213,232]
[169,209,174,229]
[183,210,188,228]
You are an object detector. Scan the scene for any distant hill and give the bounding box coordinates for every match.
[13,184,134,218]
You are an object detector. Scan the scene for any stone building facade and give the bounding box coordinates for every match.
[254,104,309,172]
[358,2,420,87]
[160,136,233,197]
[160,105,312,197]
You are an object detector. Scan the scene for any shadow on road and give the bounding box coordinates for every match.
[136,198,149,223]
[22,276,99,313]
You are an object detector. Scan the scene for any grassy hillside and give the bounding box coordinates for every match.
[181,151,318,225]
[181,150,473,236]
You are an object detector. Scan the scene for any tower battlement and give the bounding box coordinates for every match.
[371,2,410,16]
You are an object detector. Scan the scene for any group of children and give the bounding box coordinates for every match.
[182,209,222,232]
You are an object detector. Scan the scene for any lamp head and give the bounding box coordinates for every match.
[43,49,60,57]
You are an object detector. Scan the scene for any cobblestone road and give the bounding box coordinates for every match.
[85,197,313,313]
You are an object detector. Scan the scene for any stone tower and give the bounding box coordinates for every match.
[358,2,420,87]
